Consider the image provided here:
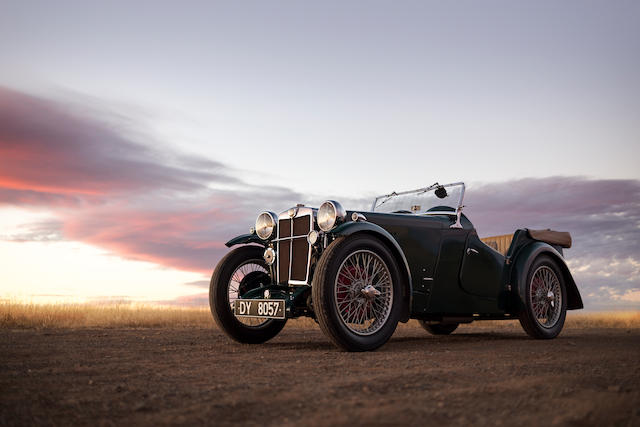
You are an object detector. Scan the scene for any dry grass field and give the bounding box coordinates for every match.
[0,301,214,329]
[1,300,638,330]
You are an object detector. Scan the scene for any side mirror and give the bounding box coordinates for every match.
[435,186,448,199]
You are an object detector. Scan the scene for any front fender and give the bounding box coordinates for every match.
[225,233,265,248]
[511,241,583,311]
[330,221,413,322]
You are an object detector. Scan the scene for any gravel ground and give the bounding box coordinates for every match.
[1,324,639,426]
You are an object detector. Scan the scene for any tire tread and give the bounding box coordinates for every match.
[312,235,401,351]
[210,246,286,344]
[518,255,567,339]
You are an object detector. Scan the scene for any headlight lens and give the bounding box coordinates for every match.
[307,230,319,245]
[255,211,277,240]
[317,200,345,232]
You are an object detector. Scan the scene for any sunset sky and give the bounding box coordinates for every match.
[1,1,639,310]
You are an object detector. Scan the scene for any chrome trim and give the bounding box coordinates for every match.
[372,181,466,215]
[530,265,563,328]
[318,200,346,232]
[307,230,319,245]
[351,212,367,222]
[333,249,393,335]
[361,284,381,299]
[271,235,309,243]
[422,210,458,216]
[263,247,276,265]
[276,206,314,286]
[450,205,464,229]
[255,211,278,240]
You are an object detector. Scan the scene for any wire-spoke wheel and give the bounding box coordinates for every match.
[530,265,562,329]
[519,255,567,339]
[210,246,286,344]
[334,250,393,335]
[228,261,270,327]
[313,235,402,351]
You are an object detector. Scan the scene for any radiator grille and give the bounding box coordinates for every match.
[277,211,313,285]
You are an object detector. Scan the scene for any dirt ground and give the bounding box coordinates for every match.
[1,324,639,426]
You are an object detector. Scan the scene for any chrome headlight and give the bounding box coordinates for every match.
[317,200,346,232]
[255,211,277,240]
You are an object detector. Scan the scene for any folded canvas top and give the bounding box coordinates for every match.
[527,229,572,248]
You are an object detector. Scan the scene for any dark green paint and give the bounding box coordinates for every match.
[509,239,583,311]
[225,209,583,321]
[330,218,414,322]
[460,231,505,299]
[239,283,310,316]
[344,211,507,316]
[225,233,264,248]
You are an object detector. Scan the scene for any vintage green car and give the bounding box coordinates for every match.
[210,182,583,351]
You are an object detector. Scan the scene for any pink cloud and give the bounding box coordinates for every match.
[1,86,638,309]
[0,86,300,273]
[0,86,237,202]
[62,204,239,273]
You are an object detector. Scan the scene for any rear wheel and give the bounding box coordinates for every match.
[518,255,567,339]
[418,321,458,335]
[312,235,402,351]
[210,246,286,344]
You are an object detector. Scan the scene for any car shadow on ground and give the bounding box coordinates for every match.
[379,332,527,349]
[257,330,531,352]
[262,339,336,351]
[444,332,529,340]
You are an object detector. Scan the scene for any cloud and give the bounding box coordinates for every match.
[0,86,301,273]
[0,219,63,242]
[62,202,238,273]
[184,280,210,290]
[465,177,640,254]
[155,293,209,307]
[464,178,640,309]
[1,87,638,309]
[0,86,236,202]
[618,289,640,303]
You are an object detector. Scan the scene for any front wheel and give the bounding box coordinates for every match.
[210,245,286,344]
[312,235,403,351]
[518,255,567,339]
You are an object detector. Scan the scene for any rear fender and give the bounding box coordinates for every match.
[510,241,583,311]
[330,221,413,322]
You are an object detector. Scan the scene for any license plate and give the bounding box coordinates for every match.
[233,299,286,319]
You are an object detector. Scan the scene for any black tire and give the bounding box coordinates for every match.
[209,245,286,344]
[418,321,458,335]
[518,255,567,339]
[312,235,403,351]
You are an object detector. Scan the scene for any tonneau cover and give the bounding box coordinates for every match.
[527,229,572,248]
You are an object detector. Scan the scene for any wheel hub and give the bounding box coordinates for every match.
[546,290,555,307]
[361,284,381,300]
[529,265,562,329]
[334,249,394,336]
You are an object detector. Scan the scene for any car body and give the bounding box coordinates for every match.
[210,182,583,351]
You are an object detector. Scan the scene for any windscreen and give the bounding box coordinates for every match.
[372,183,465,214]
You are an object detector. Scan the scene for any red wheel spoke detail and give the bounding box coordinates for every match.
[529,265,562,329]
[334,250,393,336]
